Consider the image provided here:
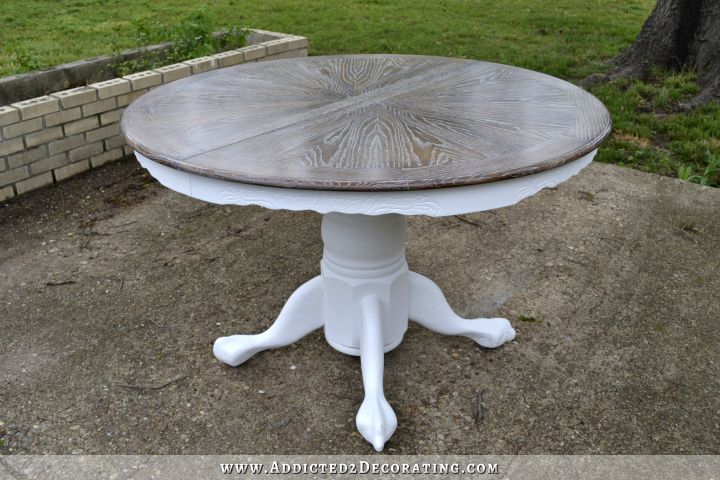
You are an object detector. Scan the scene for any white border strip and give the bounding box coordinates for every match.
[136,150,595,217]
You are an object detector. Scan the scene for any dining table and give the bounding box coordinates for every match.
[121,54,611,451]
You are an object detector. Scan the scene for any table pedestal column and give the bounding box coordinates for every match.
[321,213,409,355]
[213,213,516,451]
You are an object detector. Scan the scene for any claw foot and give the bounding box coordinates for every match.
[213,335,262,367]
[466,317,516,348]
[356,395,397,452]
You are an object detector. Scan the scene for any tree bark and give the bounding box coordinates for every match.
[605,0,720,107]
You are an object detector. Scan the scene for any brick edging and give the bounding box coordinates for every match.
[0,29,309,202]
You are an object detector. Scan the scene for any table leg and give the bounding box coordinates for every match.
[408,271,516,348]
[356,295,397,452]
[213,276,323,367]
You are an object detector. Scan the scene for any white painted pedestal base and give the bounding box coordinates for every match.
[213,213,516,451]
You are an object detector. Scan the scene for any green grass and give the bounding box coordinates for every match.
[0,0,651,78]
[1,0,717,186]
[591,71,720,186]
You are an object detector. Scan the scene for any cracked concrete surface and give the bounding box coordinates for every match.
[0,157,718,455]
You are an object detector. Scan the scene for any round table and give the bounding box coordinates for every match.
[121,54,611,451]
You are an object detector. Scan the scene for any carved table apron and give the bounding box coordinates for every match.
[121,55,611,451]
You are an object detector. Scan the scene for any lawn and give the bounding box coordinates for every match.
[2,0,718,186]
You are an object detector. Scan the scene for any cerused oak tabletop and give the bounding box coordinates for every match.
[121,54,611,191]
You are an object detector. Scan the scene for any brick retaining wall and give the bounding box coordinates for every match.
[0,29,308,202]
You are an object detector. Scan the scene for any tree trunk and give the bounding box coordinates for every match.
[608,0,720,107]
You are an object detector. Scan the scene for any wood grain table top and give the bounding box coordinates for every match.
[121,55,611,191]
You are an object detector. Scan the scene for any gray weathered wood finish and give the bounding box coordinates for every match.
[121,55,611,191]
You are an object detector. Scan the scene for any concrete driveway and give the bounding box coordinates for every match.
[0,157,718,454]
